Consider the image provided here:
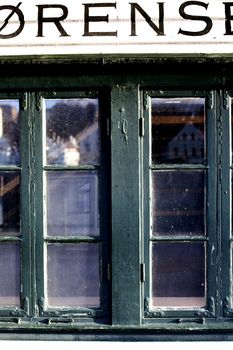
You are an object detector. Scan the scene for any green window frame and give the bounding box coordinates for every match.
[141,89,233,322]
[0,61,233,340]
[0,92,30,319]
[0,90,111,323]
[142,90,217,320]
[33,91,111,320]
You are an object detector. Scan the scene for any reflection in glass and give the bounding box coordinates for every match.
[45,98,99,166]
[152,242,205,308]
[0,243,20,306]
[46,244,100,308]
[0,172,20,236]
[151,98,205,164]
[152,171,205,236]
[0,100,20,165]
[46,171,99,236]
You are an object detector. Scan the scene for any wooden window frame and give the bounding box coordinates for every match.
[0,59,232,340]
[142,90,217,321]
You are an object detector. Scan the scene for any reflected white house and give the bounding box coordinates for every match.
[46,121,99,166]
[162,124,204,164]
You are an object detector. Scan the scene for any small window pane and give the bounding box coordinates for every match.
[0,100,20,165]
[46,171,99,236]
[0,172,20,236]
[151,97,205,164]
[152,171,205,237]
[46,244,100,308]
[152,242,206,308]
[0,243,20,307]
[45,98,100,166]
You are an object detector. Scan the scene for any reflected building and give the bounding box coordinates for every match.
[162,124,204,164]
[0,104,20,165]
[46,101,99,166]
[0,103,20,234]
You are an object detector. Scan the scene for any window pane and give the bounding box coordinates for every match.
[152,171,205,237]
[0,100,20,166]
[46,171,99,236]
[45,98,100,166]
[46,244,100,308]
[0,243,20,307]
[152,242,206,308]
[0,172,20,236]
[151,98,205,164]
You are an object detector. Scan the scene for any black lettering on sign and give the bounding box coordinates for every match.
[130,3,165,36]
[0,2,24,39]
[37,4,70,37]
[83,3,117,36]
[224,2,233,35]
[178,1,212,36]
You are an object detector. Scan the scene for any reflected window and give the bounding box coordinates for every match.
[0,243,20,307]
[44,96,103,310]
[46,171,99,236]
[151,98,205,164]
[0,99,21,310]
[152,171,205,237]
[45,98,99,166]
[47,244,100,308]
[0,100,20,166]
[150,96,207,310]
[0,173,20,236]
[152,242,206,308]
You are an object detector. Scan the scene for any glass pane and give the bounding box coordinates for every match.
[46,244,100,308]
[45,98,99,166]
[46,171,99,236]
[152,171,205,237]
[151,97,205,164]
[0,243,20,306]
[152,242,206,308]
[0,172,20,236]
[0,100,20,165]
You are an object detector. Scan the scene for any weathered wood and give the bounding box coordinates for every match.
[111,85,141,325]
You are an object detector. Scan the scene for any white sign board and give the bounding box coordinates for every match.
[0,0,232,55]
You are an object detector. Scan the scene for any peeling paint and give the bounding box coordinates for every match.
[118,118,129,144]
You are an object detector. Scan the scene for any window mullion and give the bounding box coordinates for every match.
[205,91,218,318]
[221,90,232,317]
[33,92,45,317]
[111,85,141,326]
[19,91,32,317]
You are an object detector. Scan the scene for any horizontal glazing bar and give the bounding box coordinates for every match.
[0,166,21,171]
[41,92,99,99]
[150,164,208,170]
[0,237,22,242]
[44,165,101,171]
[150,236,208,242]
[44,236,101,244]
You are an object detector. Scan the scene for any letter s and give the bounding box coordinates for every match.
[178,1,212,36]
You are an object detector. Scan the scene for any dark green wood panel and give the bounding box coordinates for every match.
[221,91,232,317]
[111,85,141,326]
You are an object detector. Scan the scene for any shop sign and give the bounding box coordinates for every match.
[0,0,231,55]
